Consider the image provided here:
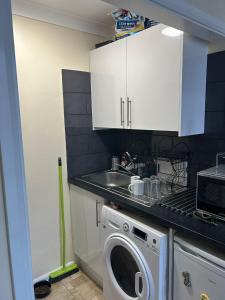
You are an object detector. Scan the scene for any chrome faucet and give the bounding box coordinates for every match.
[113,163,136,176]
[121,152,136,170]
[111,154,136,175]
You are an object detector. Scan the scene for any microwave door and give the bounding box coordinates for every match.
[197,175,225,218]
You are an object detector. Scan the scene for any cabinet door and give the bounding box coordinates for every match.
[90,39,127,129]
[127,25,181,131]
[70,186,103,278]
[83,194,103,278]
[70,187,88,260]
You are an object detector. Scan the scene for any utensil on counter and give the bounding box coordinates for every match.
[150,176,161,202]
[160,179,169,197]
[143,177,151,197]
[130,175,140,184]
[111,156,120,171]
[128,179,144,196]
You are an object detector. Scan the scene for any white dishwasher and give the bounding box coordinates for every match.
[174,236,225,300]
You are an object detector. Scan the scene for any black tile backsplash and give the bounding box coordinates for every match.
[205,111,225,134]
[63,51,225,184]
[206,82,225,111]
[65,114,92,128]
[64,93,90,115]
[62,69,117,178]
[207,51,225,82]
[62,70,91,93]
[114,130,152,158]
[67,152,112,178]
[66,135,89,156]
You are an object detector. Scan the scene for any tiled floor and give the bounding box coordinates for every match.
[42,270,104,300]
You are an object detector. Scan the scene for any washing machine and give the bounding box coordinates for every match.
[101,205,168,300]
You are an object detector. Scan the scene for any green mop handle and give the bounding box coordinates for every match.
[58,157,66,269]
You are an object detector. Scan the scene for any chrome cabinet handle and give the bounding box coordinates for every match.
[127,97,132,128]
[120,98,124,127]
[96,200,100,227]
[129,99,132,128]
[127,97,129,127]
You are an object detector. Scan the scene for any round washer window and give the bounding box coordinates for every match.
[110,245,143,297]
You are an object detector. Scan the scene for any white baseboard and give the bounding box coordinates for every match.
[33,261,75,284]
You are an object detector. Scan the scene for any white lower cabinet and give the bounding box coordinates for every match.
[70,185,104,285]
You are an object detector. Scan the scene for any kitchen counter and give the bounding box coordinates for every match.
[69,176,225,252]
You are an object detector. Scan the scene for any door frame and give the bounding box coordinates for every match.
[0,0,34,298]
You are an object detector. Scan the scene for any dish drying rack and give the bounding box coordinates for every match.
[157,188,196,216]
[153,152,189,193]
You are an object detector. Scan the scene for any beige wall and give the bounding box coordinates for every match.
[13,15,102,279]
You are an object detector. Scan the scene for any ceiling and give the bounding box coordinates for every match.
[12,0,116,36]
[182,0,225,21]
[12,0,225,47]
[27,0,115,25]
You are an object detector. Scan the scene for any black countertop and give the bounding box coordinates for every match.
[69,177,225,252]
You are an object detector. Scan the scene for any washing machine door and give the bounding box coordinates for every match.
[104,234,153,300]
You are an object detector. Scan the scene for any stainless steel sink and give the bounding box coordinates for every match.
[83,171,131,187]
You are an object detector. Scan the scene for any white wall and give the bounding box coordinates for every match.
[13,15,102,279]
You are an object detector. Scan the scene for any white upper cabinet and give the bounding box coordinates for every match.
[90,38,127,129]
[90,24,208,136]
[127,24,208,135]
[127,25,181,132]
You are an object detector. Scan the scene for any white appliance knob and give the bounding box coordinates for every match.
[123,222,129,232]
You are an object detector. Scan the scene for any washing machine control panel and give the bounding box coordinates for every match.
[102,206,166,255]
[123,222,130,232]
[147,235,161,254]
[103,208,128,231]
[132,226,148,241]
[131,227,161,253]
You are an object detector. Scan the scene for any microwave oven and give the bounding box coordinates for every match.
[196,165,225,220]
